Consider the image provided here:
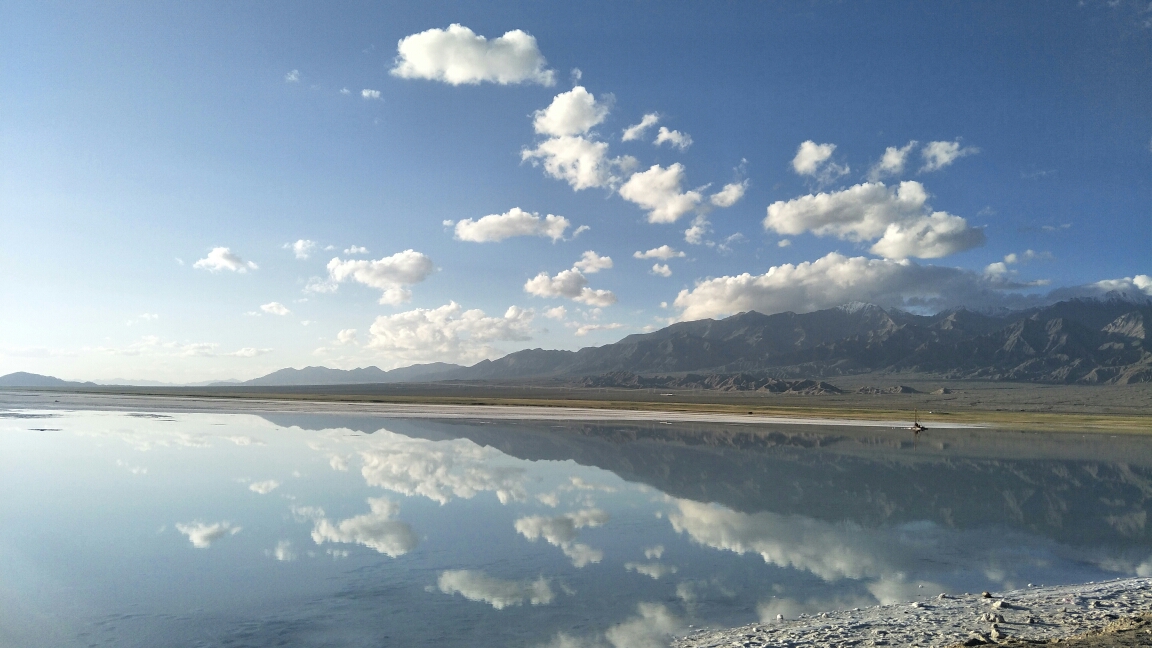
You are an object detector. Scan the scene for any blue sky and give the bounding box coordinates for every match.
[2,1,1149,382]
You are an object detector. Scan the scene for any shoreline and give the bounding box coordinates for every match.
[675,577,1152,648]
[1,386,1150,433]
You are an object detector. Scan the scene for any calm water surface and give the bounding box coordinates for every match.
[2,408,1152,647]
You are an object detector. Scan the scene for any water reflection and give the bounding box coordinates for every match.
[1,407,1151,648]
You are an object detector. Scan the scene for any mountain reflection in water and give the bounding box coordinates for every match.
[1,409,1150,648]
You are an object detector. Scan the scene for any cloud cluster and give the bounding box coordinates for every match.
[358,431,528,505]
[921,139,979,172]
[525,269,616,306]
[573,250,613,273]
[193,247,257,273]
[533,86,610,137]
[791,140,849,184]
[654,127,692,150]
[671,251,1052,320]
[619,163,703,224]
[634,245,685,260]
[248,479,280,494]
[438,570,554,609]
[622,113,660,141]
[391,24,555,86]
[310,496,418,557]
[365,302,534,366]
[176,521,240,548]
[285,239,315,259]
[452,208,571,242]
[260,302,290,316]
[326,250,434,305]
[515,508,608,567]
[709,180,748,208]
[764,181,985,259]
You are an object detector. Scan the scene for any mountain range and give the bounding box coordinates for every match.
[2,295,1149,389]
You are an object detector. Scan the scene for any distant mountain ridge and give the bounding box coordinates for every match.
[5,296,1150,388]
[0,372,95,387]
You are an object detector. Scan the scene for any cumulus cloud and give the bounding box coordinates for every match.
[622,112,659,141]
[619,163,703,224]
[533,86,609,137]
[453,208,571,242]
[868,141,918,180]
[524,269,617,307]
[522,135,634,191]
[358,431,528,505]
[285,239,316,259]
[310,496,418,556]
[176,521,240,548]
[920,139,979,172]
[344,245,369,255]
[624,562,678,579]
[650,263,672,277]
[644,545,664,560]
[336,328,357,345]
[193,247,257,273]
[229,347,271,357]
[671,251,1059,320]
[573,250,612,273]
[684,215,711,245]
[710,180,748,208]
[260,302,290,316]
[791,140,849,183]
[438,570,554,609]
[574,322,624,336]
[543,306,567,320]
[515,509,609,567]
[249,479,280,494]
[365,302,534,366]
[634,245,685,260]
[764,181,985,259]
[654,127,692,150]
[326,250,434,305]
[390,24,555,86]
[271,540,296,562]
[284,69,300,83]
[984,249,1054,276]
[361,89,381,100]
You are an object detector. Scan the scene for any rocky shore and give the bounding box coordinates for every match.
[674,578,1152,647]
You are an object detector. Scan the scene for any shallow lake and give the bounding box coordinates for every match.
[2,406,1151,647]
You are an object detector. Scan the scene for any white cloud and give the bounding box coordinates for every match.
[533,86,609,137]
[572,225,590,237]
[390,24,555,86]
[340,87,350,95]
[228,347,271,358]
[622,112,659,141]
[524,269,617,306]
[920,139,979,172]
[344,245,369,255]
[358,431,528,505]
[284,69,300,83]
[684,215,711,245]
[777,239,791,247]
[643,545,664,560]
[634,245,685,260]
[515,509,608,567]
[654,126,692,150]
[326,250,434,305]
[984,249,1054,276]
[453,208,571,242]
[619,163,703,224]
[522,135,634,191]
[310,497,418,556]
[366,302,534,366]
[764,181,985,259]
[361,89,381,100]
[543,306,567,320]
[271,540,296,562]
[603,603,684,648]
[193,247,257,273]
[260,302,290,316]
[438,570,554,609]
[573,250,613,273]
[709,180,748,207]
[672,251,1052,320]
[329,454,349,471]
[284,239,315,259]
[176,521,240,549]
[574,322,624,336]
[791,140,848,182]
[336,328,357,345]
[249,479,280,494]
[624,562,678,579]
[868,141,918,180]
[650,263,672,277]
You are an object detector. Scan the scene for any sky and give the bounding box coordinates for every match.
[1,1,1150,383]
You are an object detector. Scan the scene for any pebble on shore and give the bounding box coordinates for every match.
[673,577,1152,648]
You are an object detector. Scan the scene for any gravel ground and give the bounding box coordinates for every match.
[674,578,1152,648]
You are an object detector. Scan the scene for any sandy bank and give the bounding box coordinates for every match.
[675,578,1152,647]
